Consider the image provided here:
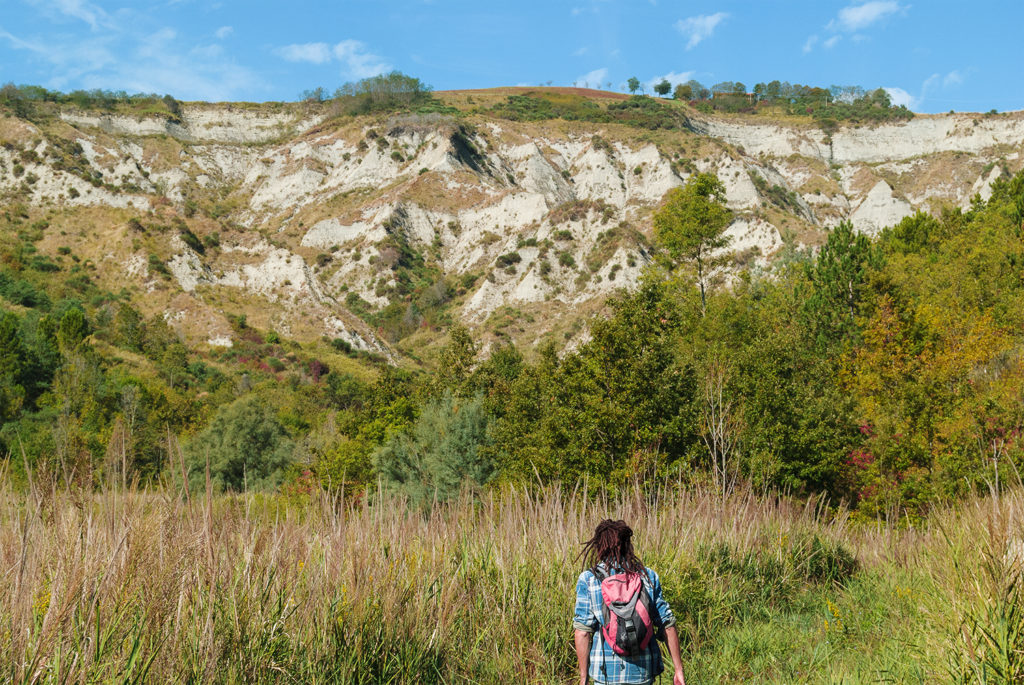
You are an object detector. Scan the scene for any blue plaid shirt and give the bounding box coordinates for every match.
[573,564,676,684]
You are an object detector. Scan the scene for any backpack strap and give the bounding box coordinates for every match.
[642,569,668,642]
[591,564,609,681]
[592,565,611,630]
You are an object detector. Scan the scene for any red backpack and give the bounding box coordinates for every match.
[594,566,662,656]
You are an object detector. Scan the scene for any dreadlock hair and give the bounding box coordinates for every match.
[578,519,645,575]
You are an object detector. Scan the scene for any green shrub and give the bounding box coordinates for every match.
[374,392,493,504]
[0,276,49,308]
[495,252,522,268]
[179,227,204,254]
[147,254,169,277]
[185,395,294,492]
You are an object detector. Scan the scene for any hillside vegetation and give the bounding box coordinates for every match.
[1,75,1023,516]
[3,167,1024,518]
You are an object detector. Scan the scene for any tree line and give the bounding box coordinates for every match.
[0,83,184,122]
[626,76,913,122]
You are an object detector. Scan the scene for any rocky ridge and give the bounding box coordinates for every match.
[1,100,1021,358]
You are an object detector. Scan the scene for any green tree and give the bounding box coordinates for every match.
[673,84,693,100]
[801,220,879,349]
[492,279,697,485]
[56,307,89,352]
[301,86,328,103]
[653,173,733,315]
[334,71,432,115]
[185,395,294,491]
[654,79,672,97]
[162,94,182,121]
[881,211,946,254]
[716,283,858,494]
[468,343,524,417]
[627,77,640,94]
[373,392,493,504]
[433,325,477,395]
[0,312,27,421]
[685,80,709,100]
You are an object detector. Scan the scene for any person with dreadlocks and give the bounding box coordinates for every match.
[573,519,686,685]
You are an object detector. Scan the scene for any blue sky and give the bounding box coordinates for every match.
[0,0,1019,113]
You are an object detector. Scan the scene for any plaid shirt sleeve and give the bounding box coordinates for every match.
[573,571,600,633]
[648,568,676,629]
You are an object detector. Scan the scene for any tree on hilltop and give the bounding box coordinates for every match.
[654,79,672,97]
[333,71,432,115]
[685,80,710,100]
[627,77,640,94]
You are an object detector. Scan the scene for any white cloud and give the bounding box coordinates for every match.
[884,86,917,109]
[214,26,233,40]
[921,73,940,95]
[191,44,224,60]
[333,40,391,78]
[273,39,390,79]
[575,67,608,89]
[807,1,906,52]
[675,12,728,50]
[0,26,43,52]
[572,46,588,57]
[0,16,262,101]
[828,1,905,33]
[646,70,695,92]
[24,0,116,31]
[884,70,965,112]
[275,42,332,64]
[944,69,964,87]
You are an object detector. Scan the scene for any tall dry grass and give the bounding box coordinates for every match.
[1,467,1022,683]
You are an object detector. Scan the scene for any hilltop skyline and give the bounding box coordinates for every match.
[0,0,1020,113]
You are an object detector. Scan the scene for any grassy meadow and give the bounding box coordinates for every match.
[3,468,1023,684]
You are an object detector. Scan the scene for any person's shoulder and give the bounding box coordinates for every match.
[644,566,661,584]
[577,567,597,584]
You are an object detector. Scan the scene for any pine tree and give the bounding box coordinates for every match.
[373,392,493,503]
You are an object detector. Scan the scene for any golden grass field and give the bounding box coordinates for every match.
[2,465,1022,683]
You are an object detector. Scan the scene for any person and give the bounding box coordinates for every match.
[573,519,686,685]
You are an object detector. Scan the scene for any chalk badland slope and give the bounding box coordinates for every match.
[3,92,1022,360]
